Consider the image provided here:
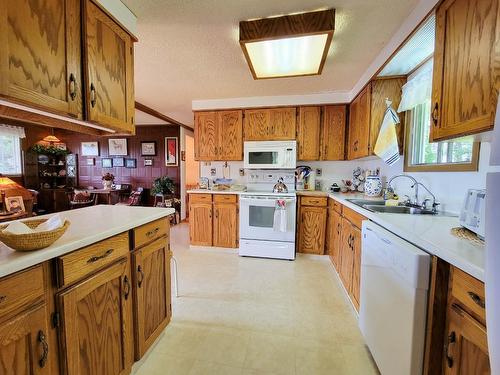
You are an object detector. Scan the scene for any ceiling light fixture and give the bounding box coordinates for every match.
[239,9,335,79]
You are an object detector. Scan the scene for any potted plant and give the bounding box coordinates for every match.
[151,176,175,196]
[102,172,115,190]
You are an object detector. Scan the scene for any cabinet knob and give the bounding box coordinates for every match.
[137,265,144,288]
[90,83,97,108]
[69,73,77,101]
[467,291,485,308]
[432,102,439,126]
[123,276,131,300]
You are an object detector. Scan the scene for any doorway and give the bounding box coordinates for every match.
[180,129,199,220]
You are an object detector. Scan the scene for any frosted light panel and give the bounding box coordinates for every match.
[245,34,329,78]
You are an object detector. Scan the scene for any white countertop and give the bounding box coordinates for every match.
[328,192,485,282]
[0,205,175,279]
[187,189,244,194]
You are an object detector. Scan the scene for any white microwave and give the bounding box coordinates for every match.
[243,141,296,169]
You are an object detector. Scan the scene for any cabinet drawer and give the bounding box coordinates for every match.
[301,196,327,207]
[451,267,486,324]
[329,199,343,214]
[0,265,45,318]
[190,194,213,203]
[213,194,238,203]
[57,232,129,287]
[343,206,366,229]
[134,218,169,248]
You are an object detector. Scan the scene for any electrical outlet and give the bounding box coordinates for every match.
[210,168,216,176]
[239,168,245,176]
[316,168,322,177]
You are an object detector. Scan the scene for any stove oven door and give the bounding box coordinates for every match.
[239,195,296,242]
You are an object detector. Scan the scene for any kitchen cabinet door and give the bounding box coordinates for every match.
[132,237,172,360]
[194,111,218,161]
[0,303,52,375]
[213,202,238,248]
[268,107,297,140]
[431,0,498,141]
[350,225,362,311]
[339,218,354,290]
[297,106,321,161]
[348,84,371,160]
[57,258,133,375]
[298,206,327,254]
[444,304,490,375]
[321,105,346,160]
[218,110,243,160]
[0,0,83,118]
[326,208,343,269]
[244,109,269,140]
[189,203,213,246]
[84,0,134,133]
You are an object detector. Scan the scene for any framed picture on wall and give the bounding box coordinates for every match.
[5,196,25,213]
[108,139,128,156]
[81,142,99,156]
[141,141,157,156]
[113,158,125,167]
[165,137,178,166]
[86,158,95,166]
[102,158,113,168]
[125,158,137,168]
[144,158,153,166]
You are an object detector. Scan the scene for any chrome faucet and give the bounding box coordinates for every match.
[387,174,419,206]
[387,174,440,213]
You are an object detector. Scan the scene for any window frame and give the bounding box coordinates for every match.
[403,108,480,172]
[0,132,24,177]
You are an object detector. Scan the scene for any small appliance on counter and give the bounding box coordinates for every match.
[460,189,486,239]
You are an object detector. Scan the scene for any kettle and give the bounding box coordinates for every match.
[273,177,288,193]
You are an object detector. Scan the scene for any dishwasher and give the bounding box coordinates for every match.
[359,221,430,375]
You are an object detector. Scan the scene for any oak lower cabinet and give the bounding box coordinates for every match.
[243,107,296,141]
[431,0,498,141]
[189,193,239,248]
[132,236,172,360]
[326,202,343,268]
[84,0,135,133]
[57,257,133,375]
[194,110,243,161]
[297,196,327,254]
[0,0,83,119]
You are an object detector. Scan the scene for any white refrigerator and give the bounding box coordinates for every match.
[486,99,500,374]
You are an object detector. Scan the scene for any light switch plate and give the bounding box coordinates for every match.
[210,168,216,176]
[239,168,245,176]
[316,168,322,177]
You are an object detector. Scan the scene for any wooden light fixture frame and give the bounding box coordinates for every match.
[239,9,335,80]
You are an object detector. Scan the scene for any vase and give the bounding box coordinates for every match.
[364,175,382,197]
[103,180,113,190]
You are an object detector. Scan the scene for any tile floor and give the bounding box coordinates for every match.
[133,223,378,375]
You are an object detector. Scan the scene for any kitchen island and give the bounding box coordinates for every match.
[0,205,174,375]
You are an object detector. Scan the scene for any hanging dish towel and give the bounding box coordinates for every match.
[273,199,287,232]
[374,104,401,166]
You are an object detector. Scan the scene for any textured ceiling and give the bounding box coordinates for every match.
[123,0,420,126]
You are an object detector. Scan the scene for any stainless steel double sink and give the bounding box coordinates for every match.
[345,199,457,217]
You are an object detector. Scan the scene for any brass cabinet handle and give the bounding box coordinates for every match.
[432,102,439,126]
[123,276,130,300]
[137,265,144,288]
[445,331,456,368]
[467,291,485,308]
[69,73,77,101]
[87,249,113,264]
[38,330,49,368]
[90,83,97,108]
[146,227,159,237]
[337,223,341,235]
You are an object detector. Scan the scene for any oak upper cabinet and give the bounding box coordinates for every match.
[0,0,83,118]
[195,110,243,161]
[213,195,239,248]
[431,0,499,141]
[194,111,217,160]
[243,107,297,141]
[297,196,327,254]
[297,106,322,161]
[132,236,172,360]
[326,204,343,268]
[57,257,133,375]
[84,0,135,133]
[321,105,347,160]
[189,194,213,246]
[348,84,371,160]
[218,110,243,160]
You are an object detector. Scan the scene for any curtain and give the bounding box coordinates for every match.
[398,59,433,113]
[0,124,26,138]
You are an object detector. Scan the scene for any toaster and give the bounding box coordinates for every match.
[459,189,486,239]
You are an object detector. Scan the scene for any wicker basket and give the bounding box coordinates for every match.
[0,219,70,251]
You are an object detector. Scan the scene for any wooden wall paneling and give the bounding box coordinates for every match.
[370,78,406,155]
[431,0,498,141]
[84,0,134,133]
[0,0,83,119]
[297,106,321,161]
[243,109,269,140]
[218,110,243,160]
[268,107,296,140]
[194,111,217,160]
[321,105,346,160]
